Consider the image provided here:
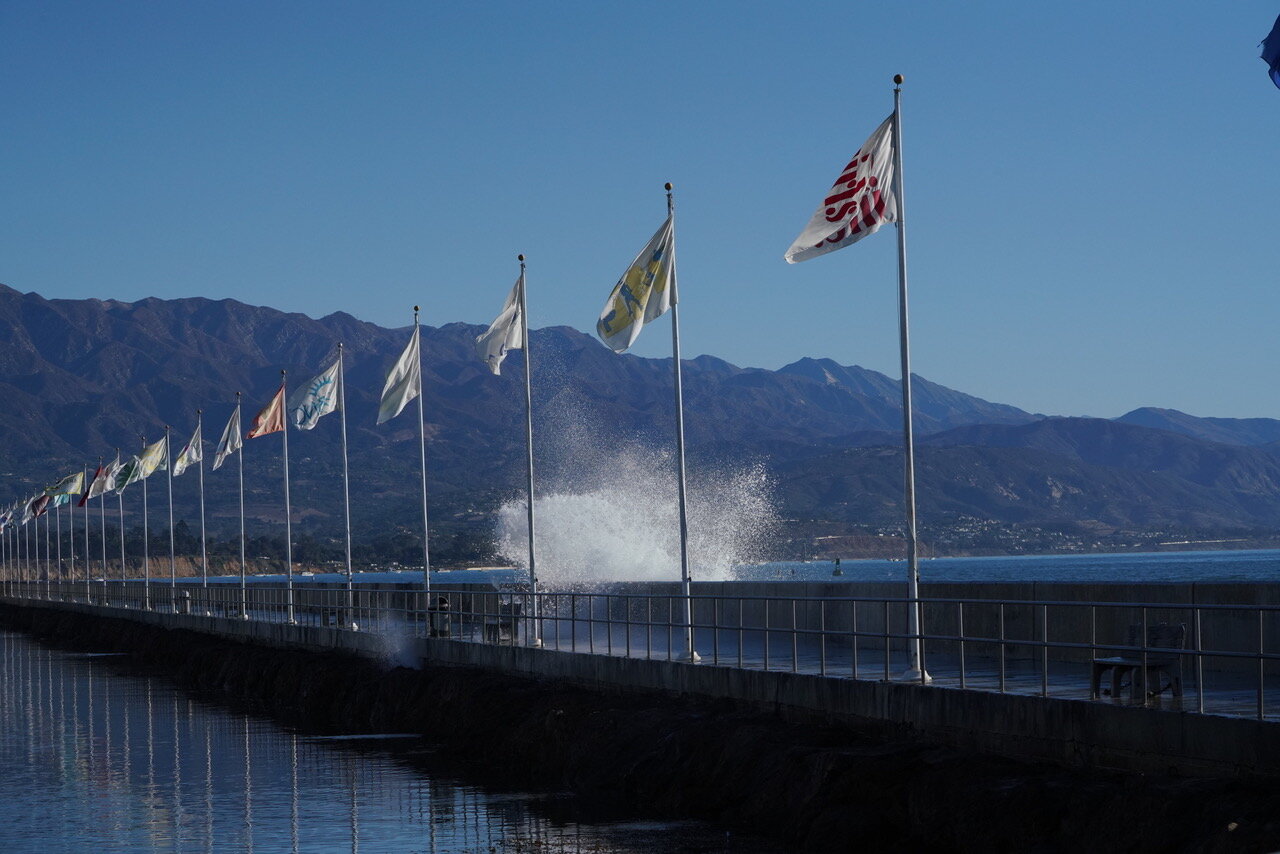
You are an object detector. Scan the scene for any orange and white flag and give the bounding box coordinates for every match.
[247,386,286,439]
[784,115,897,264]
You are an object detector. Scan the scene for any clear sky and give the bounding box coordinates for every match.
[3,2,1279,420]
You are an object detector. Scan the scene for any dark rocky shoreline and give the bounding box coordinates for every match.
[3,603,1279,853]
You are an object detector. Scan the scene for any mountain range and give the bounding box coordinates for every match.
[3,282,1280,560]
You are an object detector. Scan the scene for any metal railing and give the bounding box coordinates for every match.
[3,578,1278,722]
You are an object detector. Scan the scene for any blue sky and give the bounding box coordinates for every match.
[3,2,1279,419]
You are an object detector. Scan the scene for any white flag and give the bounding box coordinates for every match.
[377,326,422,424]
[173,422,203,477]
[475,275,524,375]
[213,406,242,471]
[596,215,676,353]
[289,359,342,430]
[89,456,120,499]
[784,115,898,264]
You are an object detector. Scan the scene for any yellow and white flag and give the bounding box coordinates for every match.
[45,471,84,497]
[131,436,169,484]
[596,215,676,353]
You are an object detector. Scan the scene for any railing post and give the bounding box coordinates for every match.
[764,598,770,672]
[958,602,966,690]
[1141,607,1149,705]
[883,600,890,681]
[819,600,827,678]
[1258,609,1266,722]
[998,603,1006,694]
[712,596,720,666]
[851,599,859,680]
[1195,607,1204,715]
[737,597,743,670]
[791,598,797,674]
[1040,603,1049,698]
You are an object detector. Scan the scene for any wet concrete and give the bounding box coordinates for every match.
[3,602,1280,853]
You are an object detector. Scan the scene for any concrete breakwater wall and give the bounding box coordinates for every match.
[3,599,1280,852]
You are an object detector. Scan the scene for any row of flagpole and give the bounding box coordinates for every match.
[2,79,925,673]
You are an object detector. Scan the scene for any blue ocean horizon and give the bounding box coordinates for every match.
[206,548,1280,587]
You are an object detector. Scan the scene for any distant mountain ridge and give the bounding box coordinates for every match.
[1115,407,1280,447]
[4,283,1280,552]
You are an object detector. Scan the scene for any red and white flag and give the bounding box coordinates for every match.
[247,386,286,439]
[784,115,897,264]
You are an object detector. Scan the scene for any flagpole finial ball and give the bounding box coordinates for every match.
[518,254,524,262]
[893,74,904,85]
[665,182,673,191]
[414,305,420,313]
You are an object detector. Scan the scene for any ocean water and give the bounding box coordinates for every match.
[212,549,1280,587]
[0,631,774,853]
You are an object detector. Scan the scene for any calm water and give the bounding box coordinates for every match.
[218,549,1280,587]
[0,631,773,853]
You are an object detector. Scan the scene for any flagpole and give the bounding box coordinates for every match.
[338,344,356,630]
[141,435,151,610]
[44,507,52,599]
[166,426,177,601]
[117,449,126,605]
[666,183,699,664]
[281,371,295,624]
[236,394,247,620]
[890,75,929,684]
[196,411,208,594]
[414,307,432,593]
[100,457,109,605]
[83,467,90,602]
[517,256,541,646]
[55,496,62,596]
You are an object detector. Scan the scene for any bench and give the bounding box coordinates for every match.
[1090,621,1185,702]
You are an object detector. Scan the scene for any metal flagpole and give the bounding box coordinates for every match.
[337,345,356,630]
[517,256,541,646]
[281,371,295,624]
[100,458,109,604]
[236,394,247,619]
[196,411,208,593]
[44,506,51,598]
[891,75,929,684]
[166,426,176,599]
[83,468,90,602]
[141,435,151,610]
[55,497,62,596]
[666,183,699,663]
[117,453,126,605]
[414,307,432,593]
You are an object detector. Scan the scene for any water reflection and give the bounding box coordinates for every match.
[0,630,772,853]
